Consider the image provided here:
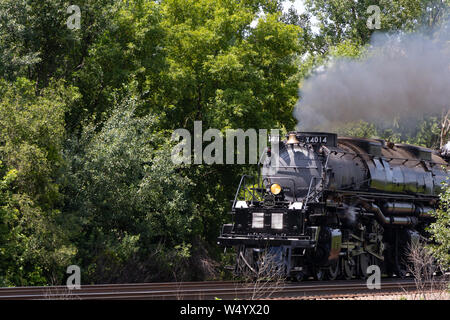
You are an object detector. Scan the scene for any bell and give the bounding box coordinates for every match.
[286,133,300,145]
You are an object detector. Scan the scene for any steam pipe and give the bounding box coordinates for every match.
[361,202,417,226]
[416,206,435,218]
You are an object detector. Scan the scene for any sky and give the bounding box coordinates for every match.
[251,0,314,28]
[283,0,306,14]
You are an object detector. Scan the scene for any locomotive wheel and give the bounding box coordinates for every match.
[370,255,382,273]
[357,253,370,279]
[325,260,340,280]
[385,260,395,278]
[434,267,444,276]
[342,257,355,280]
[369,255,377,266]
[394,263,407,279]
[313,268,325,281]
[293,272,305,282]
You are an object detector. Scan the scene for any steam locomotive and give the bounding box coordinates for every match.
[217,132,449,280]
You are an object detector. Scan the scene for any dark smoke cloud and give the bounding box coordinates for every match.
[295,25,450,131]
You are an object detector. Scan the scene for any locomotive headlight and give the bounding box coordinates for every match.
[271,213,283,230]
[270,183,282,195]
[252,212,264,229]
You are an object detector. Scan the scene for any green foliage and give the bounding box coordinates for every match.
[334,117,441,148]
[72,0,166,127]
[336,120,377,138]
[329,40,366,59]
[63,96,204,282]
[156,0,303,131]
[0,0,117,85]
[304,0,449,52]
[0,78,79,204]
[0,0,306,285]
[0,78,78,286]
[428,181,450,267]
[406,117,441,148]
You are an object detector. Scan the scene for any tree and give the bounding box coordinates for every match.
[150,0,303,245]
[0,0,118,86]
[428,182,450,268]
[148,0,304,131]
[304,0,449,53]
[0,78,78,286]
[62,95,206,282]
[440,110,450,148]
[70,0,166,128]
[336,120,377,138]
[0,0,307,285]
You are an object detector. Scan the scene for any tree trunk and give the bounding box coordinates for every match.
[440,109,450,149]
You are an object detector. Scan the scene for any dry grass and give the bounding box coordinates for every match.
[405,239,450,300]
[43,286,81,300]
[318,291,450,300]
[235,248,286,300]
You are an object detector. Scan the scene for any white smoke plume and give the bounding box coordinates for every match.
[295,25,450,131]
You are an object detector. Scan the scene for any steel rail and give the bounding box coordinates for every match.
[0,279,426,300]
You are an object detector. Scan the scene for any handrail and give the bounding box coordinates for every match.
[304,176,325,207]
[329,150,449,166]
[243,184,258,204]
[232,175,258,209]
[304,177,316,207]
[324,153,331,169]
[232,175,248,209]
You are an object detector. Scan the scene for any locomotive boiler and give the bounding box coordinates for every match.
[217,132,449,280]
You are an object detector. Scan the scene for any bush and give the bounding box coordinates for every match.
[63,97,207,283]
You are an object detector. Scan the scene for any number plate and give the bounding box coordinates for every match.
[296,132,337,147]
[305,136,327,144]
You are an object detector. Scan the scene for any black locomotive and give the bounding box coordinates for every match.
[218,132,449,280]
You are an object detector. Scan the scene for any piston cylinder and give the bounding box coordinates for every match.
[383,202,416,215]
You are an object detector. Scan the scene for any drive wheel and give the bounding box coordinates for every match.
[342,257,355,280]
[313,268,325,281]
[293,272,305,282]
[394,263,407,279]
[358,253,370,279]
[325,260,340,280]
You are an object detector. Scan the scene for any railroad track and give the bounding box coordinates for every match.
[0,279,424,300]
